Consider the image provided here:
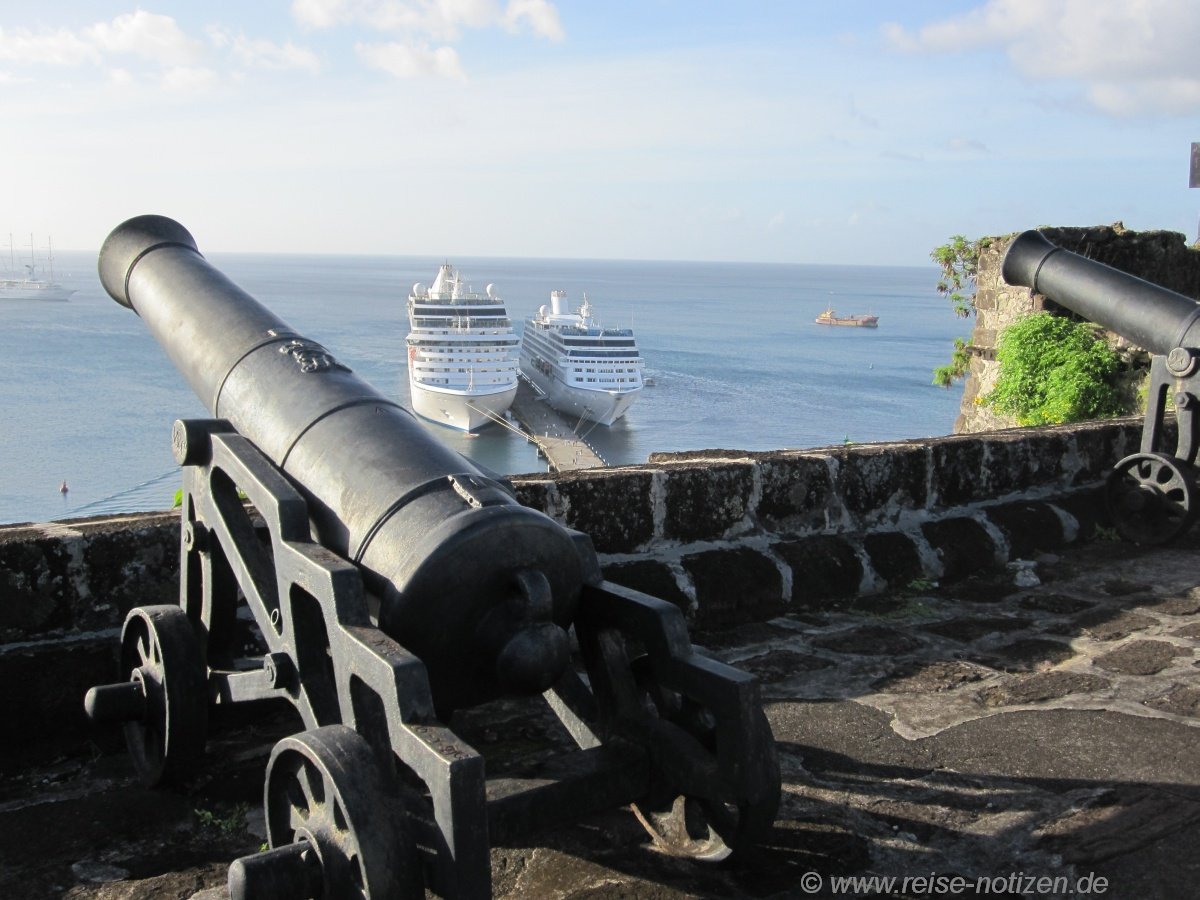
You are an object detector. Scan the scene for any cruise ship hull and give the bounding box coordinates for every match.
[522,368,640,426]
[410,381,517,432]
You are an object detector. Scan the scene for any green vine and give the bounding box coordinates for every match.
[932,235,988,318]
[932,337,971,388]
[930,235,990,387]
[981,312,1124,425]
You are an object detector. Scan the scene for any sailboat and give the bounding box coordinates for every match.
[1,234,75,301]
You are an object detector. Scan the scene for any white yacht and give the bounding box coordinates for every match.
[405,263,519,431]
[519,291,643,426]
[1,235,74,301]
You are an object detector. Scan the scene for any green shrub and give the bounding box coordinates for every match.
[983,313,1124,425]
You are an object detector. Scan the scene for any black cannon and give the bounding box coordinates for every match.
[83,215,780,899]
[1003,230,1200,544]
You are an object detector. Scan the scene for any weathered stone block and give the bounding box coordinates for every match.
[921,517,998,583]
[511,478,553,513]
[930,437,986,507]
[1067,420,1137,486]
[601,559,690,614]
[755,453,834,534]
[982,432,1070,495]
[80,527,178,627]
[834,444,928,526]
[660,461,754,542]
[985,501,1065,557]
[772,536,862,609]
[681,547,784,628]
[551,469,655,554]
[0,540,72,636]
[1053,488,1108,541]
[0,514,179,640]
[863,532,925,590]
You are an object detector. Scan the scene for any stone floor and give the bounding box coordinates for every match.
[2,531,1198,899]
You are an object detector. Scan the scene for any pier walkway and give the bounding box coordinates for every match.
[505,378,606,472]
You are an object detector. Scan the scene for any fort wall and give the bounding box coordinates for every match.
[0,418,1142,745]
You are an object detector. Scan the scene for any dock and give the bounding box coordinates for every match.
[503,378,606,472]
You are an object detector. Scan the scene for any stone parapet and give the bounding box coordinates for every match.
[0,420,1140,744]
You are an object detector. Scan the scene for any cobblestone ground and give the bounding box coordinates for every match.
[2,533,1198,899]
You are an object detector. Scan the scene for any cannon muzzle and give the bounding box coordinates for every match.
[99,214,580,711]
[1002,229,1200,356]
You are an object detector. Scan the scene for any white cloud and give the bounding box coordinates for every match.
[291,0,355,30]
[767,211,786,230]
[356,40,466,80]
[0,13,321,92]
[86,11,206,67]
[208,27,322,72]
[0,25,102,66]
[504,0,564,41]
[293,0,564,41]
[885,0,1200,116]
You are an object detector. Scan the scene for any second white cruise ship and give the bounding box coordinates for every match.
[406,263,519,431]
[519,291,644,426]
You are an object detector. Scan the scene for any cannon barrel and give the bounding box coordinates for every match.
[1002,229,1200,356]
[99,215,580,711]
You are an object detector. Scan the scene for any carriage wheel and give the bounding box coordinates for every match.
[1106,452,1197,544]
[259,725,420,899]
[118,605,208,786]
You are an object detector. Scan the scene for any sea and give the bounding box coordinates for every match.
[0,251,970,527]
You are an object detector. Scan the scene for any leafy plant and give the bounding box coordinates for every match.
[931,235,989,318]
[932,337,972,388]
[930,235,991,387]
[194,803,249,837]
[982,312,1124,425]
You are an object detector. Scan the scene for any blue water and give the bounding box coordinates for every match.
[0,251,969,526]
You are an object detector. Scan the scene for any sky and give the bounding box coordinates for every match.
[1,0,1198,266]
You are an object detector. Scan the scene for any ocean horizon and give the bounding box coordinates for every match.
[0,250,970,526]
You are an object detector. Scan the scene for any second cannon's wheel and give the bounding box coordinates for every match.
[263,725,421,900]
[119,604,208,786]
[1105,452,1198,544]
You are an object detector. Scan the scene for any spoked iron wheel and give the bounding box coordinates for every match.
[118,604,208,786]
[1106,452,1198,544]
[261,725,420,900]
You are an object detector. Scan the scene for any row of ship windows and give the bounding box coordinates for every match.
[572,377,636,384]
[573,367,639,374]
[419,377,511,385]
[413,352,516,359]
[410,330,516,338]
[416,366,515,372]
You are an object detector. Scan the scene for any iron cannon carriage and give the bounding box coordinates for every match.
[1003,230,1200,544]
[83,215,780,899]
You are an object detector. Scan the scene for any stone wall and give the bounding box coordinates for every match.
[956,224,1200,434]
[0,420,1142,747]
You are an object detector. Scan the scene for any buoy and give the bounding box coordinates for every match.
[60,480,69,494]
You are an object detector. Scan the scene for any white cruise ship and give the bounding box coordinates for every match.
[519,291,643,426]
[406,263,519,431]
